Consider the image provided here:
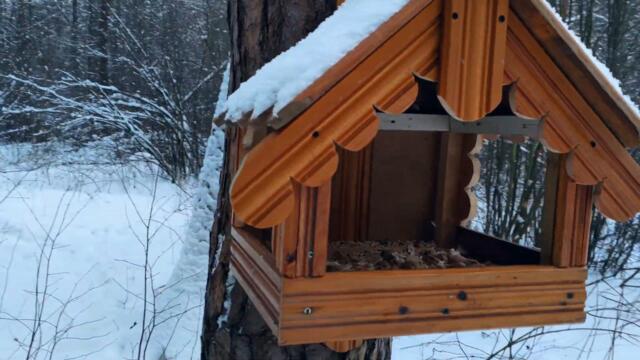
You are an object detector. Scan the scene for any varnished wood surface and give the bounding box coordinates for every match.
[434,133,481,248]
[546,156,593,267]
[367,131,441,242]
[273,183,331,278]
[278,265,586,345]
[439,0,509,121]
[230,228,281,333]
[329,146,373,242]
[230,0,442,228]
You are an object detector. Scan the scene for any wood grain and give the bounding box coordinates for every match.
[273,182,331,278]
[230,228,282,333]
[279,266,586,345]
[549,156,593,267]
[438,0,509,121]
[329,146,373,242]
[434,133,482,248]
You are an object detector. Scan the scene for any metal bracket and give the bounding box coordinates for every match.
[376,113,540,138]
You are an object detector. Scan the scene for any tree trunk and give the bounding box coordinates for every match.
[201,1,392,359]
[87,0,109,84]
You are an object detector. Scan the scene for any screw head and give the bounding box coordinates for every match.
[442,308,450,315]
[303,307,313,315]
[307,251,314,259]
[457,291,468,301]
[398,306,409,315]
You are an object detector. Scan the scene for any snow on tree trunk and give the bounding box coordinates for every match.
[201,1,391,359]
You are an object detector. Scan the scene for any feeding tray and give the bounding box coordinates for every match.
[230,226,586,347]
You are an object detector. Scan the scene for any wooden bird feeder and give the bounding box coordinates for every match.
[221,0,640,352]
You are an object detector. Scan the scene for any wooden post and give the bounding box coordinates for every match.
[542,153,593,267]
[434,133,481,248]
[273,182,331,278]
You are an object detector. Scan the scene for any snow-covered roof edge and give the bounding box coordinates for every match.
[219,0,411,122]
[533,0,640,128]
[220,0,639,135]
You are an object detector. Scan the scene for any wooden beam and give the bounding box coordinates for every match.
[434,133,481,248]
[553,157,593,267]
[279,266,586,345]
[542,154,593,267]
[439,0,509,120]
[273,182,331,278]
[230,228,282,334]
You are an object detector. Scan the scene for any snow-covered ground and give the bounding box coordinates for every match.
[0,143,215,360]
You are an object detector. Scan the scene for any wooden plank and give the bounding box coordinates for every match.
[510,0,639,148]
[283,265,586,295]
[329,146,372,242]
[231,227,280,286]
[540,152,562,265]
[298,182,331,277]
[279,266,586,345]
[456,226,541,265]
[368,131,440,242]
[434,133,481,248]
[273,182,331,278]
[230,229,283,335]
[230,0,442,228]
[552,156,593,267]
[439,0,510,121]
[272,203,300,278]
[230,127,246,228]
[280,310,585,345]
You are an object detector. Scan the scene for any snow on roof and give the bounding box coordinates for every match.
[220,0,639,128]
[220,0,410,122]
[536,0,640,124]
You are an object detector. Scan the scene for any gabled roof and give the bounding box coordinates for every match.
[225,0,640,228]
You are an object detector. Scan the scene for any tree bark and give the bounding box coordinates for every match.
[201,1,392,359]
